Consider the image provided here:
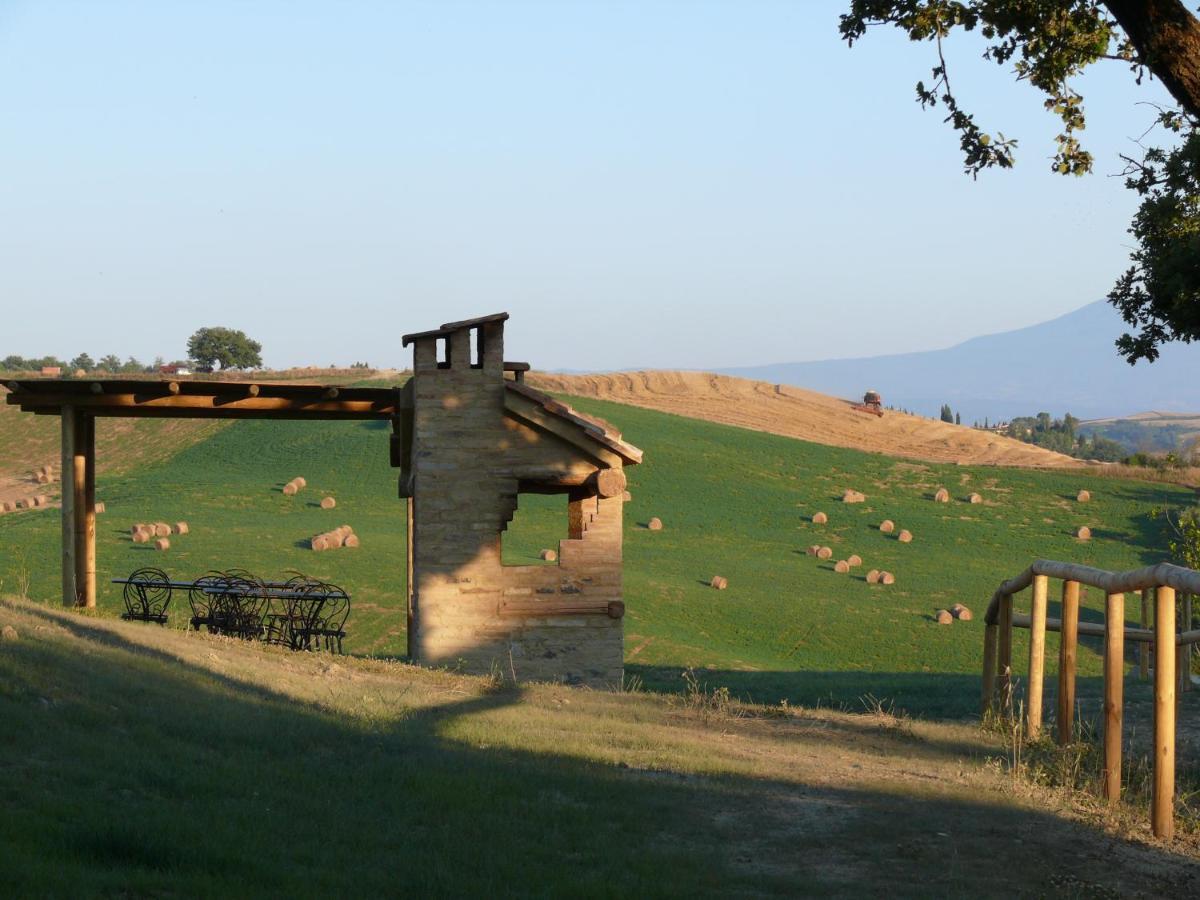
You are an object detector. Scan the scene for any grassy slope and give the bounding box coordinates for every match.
[0,396,1192,720]
[1,599,1195,897]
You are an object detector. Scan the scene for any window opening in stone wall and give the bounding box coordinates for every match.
[501,493,568,566]
[471,327,482,368]
[437,337,450,369]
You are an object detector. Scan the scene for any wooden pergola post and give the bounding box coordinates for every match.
[1057,580,1080,745]
[1026,574,1049,738]
[60,406,96,608]
[1154,585,1176,840]
[1102,592,1125,803]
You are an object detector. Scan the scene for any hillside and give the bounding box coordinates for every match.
[719,301,1200,422]
[1,393,1191,721]
[528,371,1078,468]
[1,597,1196,894]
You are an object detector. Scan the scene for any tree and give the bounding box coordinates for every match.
[841,1,1200,363]
[955,411,961,425]
[69,353,95,373]
[940,403,955,422]
[98,354,122,372]
[187,327,263,370]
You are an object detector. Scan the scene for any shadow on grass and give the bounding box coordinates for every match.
[2,604,1198,896]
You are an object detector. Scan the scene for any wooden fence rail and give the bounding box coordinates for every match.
[982,560,1199,841]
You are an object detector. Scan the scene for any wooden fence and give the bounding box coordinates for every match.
[982,560,1198,841]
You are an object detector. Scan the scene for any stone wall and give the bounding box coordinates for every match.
[408,321,624,686]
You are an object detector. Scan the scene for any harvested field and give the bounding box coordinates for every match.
[528,371,1080,468]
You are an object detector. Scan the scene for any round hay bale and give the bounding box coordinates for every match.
[174,522,189,535]
[934,488,950,503]
[834,560,850,574]
[36,472,48,484]
[879,520,895,533]
[812,511,828,525]
[1076,526,1092,540]
[153,523,170,538]
[130,523,146,535]
[0,501,12,513]
[1077,490,1091,503]
[967,493,982,504]
[540,549,557,562]
[816,546,833,560]
[866,569,880,584]
[15,498,29,509]
[311,534,329,551]
[132,530,148,544]
[320,496,336,510]
[806,544,821,557]
[154,538,170,551]
[953,605,973,621]
[897,530,913,543]
[33,495,47,507]
[647,517,663,531]
[936,609,953,625]
[1,624,18,642]
[94,501,106,514]
[282,483,298,496]
[343,534,360,549]
[294,477,307,489]
[842,490,866,503]
[340,524,354,534]
[710,575,728,590]
[880,571,896,585]
[622,491,633,502]
[847,554,862,567]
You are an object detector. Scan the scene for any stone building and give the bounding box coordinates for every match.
[396,313,642,685]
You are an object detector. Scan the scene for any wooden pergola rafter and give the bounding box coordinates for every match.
[4,378,404,609]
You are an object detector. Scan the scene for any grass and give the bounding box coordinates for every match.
[0,395,1194,721]
[1,598,1197,897]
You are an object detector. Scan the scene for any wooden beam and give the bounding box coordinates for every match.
[1103,592,1125,803]
[1153,585,1176,840]
[1058,580,1080,746]
[1011,613,1155,644]
[12,393,395,419]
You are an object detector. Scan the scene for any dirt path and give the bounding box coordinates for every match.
[530,371,1081,468]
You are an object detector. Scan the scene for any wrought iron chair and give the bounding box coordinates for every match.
[120,567,172,625]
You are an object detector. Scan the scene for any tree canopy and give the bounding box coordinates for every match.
[186,327,263,370]
[841,1,1200,363]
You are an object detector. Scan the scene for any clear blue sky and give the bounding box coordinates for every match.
[0,1,1181,370]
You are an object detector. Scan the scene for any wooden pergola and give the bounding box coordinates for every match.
[5,378,402,608]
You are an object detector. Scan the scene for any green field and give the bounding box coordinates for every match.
[0,396,1192,719]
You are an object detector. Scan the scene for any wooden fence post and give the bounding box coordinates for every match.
[1027,575,1049,738]
[982,621,998,716]
[1140,588,1152,680]
[1181,593,1192,695]
[1058,580,1080,745]
[1102,592,1125,803]
[1153,585,1176,840]
[998,593,1014,716]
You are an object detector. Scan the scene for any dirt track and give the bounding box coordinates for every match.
[529,371,1080,468]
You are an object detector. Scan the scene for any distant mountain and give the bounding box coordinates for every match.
[719,301,1200,422]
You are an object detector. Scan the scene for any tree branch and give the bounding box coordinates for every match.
[1104,0,1200,120]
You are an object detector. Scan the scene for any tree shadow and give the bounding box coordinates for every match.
[2,604,1196,897]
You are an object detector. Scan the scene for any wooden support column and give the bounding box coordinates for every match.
[1154,585,1176,840]
[1102,592,1125,803]
[406,495,415,660]
[998,593,1014,716]
[60,406,78,607]
[1026,575,1049,738]
[1140,588,1152,680]
[981,621,998,716]
[1057,580,1080,746]
[79,412,96,608]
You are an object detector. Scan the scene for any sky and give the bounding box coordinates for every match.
[0,1,1184,371]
